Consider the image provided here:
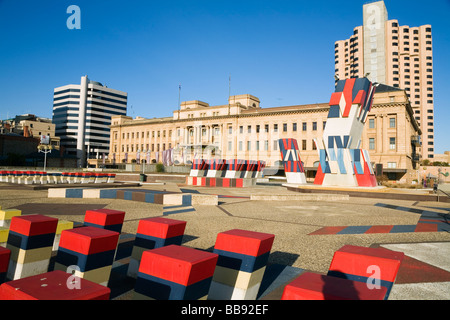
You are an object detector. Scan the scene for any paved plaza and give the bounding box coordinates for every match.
[0,177,449,300]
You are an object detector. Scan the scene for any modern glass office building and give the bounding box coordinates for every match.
[52,75,127,167]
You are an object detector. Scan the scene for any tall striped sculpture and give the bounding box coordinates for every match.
[314,77,378,187]
[278,139,307,184]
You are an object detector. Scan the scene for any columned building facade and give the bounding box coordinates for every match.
[110,90,421,183]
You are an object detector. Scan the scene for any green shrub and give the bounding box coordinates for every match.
[156,163,164,172]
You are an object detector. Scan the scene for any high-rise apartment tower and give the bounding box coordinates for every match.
[334,0,434,160]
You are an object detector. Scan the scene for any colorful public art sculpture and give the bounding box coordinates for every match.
[278,138,307,184]
[313,77,378,187]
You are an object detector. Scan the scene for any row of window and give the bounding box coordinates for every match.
[392,35,432,41]
[90,89,127,101]
[116,143,173,153]
[392,41,432,47]
[230,122,326,134]
[118,130,174,140]
[367,117,396,129]
[116,121,329,142]
[368,137,397,151]
[186,111,222,118]
[54,88,81,96]
[391,24,432,34]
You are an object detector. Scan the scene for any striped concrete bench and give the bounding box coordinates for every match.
[48,188,218,206]
[186,176,257,188]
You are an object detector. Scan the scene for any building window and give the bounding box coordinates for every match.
[312,122,317,131]
[239,126,243,134]
[302,122,307,131]
[302,140,307,151]
[312,140,317,150]
[387,162,397,169]
[256,141,260,151]
[283,123,287,132]
[256,125,260,133]
[273,140,278,151]
[264,140,268,151]
[264,124,269,133]
[228,126,233,134]
[369,138,375,150]
[389,118,396,128]
[247,126,251,134]
[369,118,375,128]
[389,137,396,150]
[293,123,297,132]
[273,124,278,132]
[228,141,232,151]
[239,141,243,151]
[247,141,251,151]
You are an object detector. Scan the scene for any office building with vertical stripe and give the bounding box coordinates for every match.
[52,75,127,167]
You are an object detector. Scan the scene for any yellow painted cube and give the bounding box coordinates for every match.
[0,209,22,227]
[0,227,9,244]
[56,220,74,235]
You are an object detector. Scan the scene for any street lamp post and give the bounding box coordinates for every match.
[37,144,53,172]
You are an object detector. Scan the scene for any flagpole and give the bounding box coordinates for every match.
[179,85,181,109]
[178,84,181,120]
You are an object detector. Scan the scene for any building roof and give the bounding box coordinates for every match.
[374,83,403,93]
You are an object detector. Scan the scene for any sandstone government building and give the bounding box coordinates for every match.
[109,86,421,184]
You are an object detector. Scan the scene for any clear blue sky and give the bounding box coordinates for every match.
[0,0,449,153]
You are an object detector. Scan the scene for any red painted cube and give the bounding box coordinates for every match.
[84,209,125,233]
[214,229,275,257]
[281,272,387,300]
[9,214,58,237]
[138,245,218,287]
[0,270,110,300]
[328,245,404,284]
[59,226,119,255]
[136,217,186,239]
